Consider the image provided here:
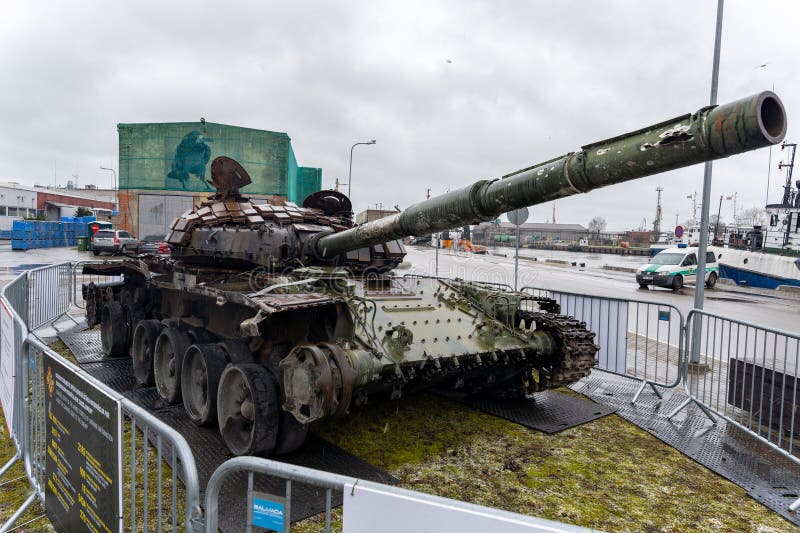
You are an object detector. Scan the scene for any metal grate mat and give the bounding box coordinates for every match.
[572,371,800,526]
[58,328,107,363]
[442,390,616,434]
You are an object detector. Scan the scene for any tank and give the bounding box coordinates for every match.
[83,91,786,456]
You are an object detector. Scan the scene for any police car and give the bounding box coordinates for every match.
[636,246,719,291]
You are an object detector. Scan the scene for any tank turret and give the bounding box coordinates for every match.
[82,90,786,458]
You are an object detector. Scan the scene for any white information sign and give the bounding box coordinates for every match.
[343,481,587,533]
[0,299,15,434]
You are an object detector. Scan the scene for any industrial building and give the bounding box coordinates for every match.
[471,221,588,245]
[117,121,322,237]
[355,208,400,224]
[0,182,116,231]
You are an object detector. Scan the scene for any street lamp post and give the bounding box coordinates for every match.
[100,165,118,215]
[99,166,117,192]
[690,0,724,365]
[348,140,376,200]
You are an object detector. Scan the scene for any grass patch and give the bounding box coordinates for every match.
[48,339,77,364]
[302,390,795,532]
[0,409,52,532]
[121,420,188,532]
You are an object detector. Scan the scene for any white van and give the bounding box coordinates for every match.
[636,246,719,290]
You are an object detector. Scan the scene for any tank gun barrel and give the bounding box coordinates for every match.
[314,91,786,259]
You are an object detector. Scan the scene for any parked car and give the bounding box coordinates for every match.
[92,229,139,255]
[138,234,170,256]
[636,246,719,291]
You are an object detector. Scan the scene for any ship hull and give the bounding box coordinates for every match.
[713,247,800,289]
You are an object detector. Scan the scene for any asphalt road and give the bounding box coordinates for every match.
[403,246,800,335]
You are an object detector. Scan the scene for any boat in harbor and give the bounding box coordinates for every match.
[714,142,800,289]
[712,246,800,289]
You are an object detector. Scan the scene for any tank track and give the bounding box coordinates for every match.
[477,310,599,399]
[520,310,599,391]
[525,296,561,315]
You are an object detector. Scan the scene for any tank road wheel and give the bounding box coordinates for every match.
[216,364,279,457]
[153,328,191,405]
[84,284,99,328]
[100,301,128,358]
[131,320,161,386]
[268,368,309,455]
[274,410,309,455]
[123,303,145,351]
[181,344,229,426]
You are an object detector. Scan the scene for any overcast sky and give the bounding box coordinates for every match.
[1,1,798,230]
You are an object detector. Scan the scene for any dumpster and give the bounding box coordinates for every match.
[77,236,88,251]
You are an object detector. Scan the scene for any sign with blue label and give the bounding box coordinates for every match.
[674,225,684,238]
[252,492,286,532]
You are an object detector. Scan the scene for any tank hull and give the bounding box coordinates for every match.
[83,261,595,455]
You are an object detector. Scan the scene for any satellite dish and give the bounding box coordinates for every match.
[507,208,529,226]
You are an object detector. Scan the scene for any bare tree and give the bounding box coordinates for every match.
[588,216,607,233]
[737,207,767,227]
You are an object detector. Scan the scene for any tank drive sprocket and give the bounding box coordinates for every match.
[522,310,599,390]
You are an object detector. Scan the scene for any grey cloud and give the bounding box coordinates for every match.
[0,0,796,229]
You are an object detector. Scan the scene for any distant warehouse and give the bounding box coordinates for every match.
[0,182,115,231]
[472,221,587,245]
[117,121,322,237]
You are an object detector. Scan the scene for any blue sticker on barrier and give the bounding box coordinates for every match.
[658,310,671,321]
[252,493,285,532]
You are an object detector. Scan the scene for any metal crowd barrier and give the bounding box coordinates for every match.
[0,269,49,532]
[520,285,799,514]
[123,399,203,531]
[203,456,592,533]
[520,286,685,398]
[672,309,800,513]
[2,271,28,327]
[1,271,29,454]
[0,271,33,533]
[0,267,203,532]
[71,260,124,310]
[204,457,346,533]
[28,263,74,331]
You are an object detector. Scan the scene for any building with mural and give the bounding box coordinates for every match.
[117,121,322,237]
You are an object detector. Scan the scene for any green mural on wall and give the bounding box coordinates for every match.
[167,131,213,190]
[117,121,320,200]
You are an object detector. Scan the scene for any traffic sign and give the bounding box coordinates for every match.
[674,225,684,238]
[507,208,529,226]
